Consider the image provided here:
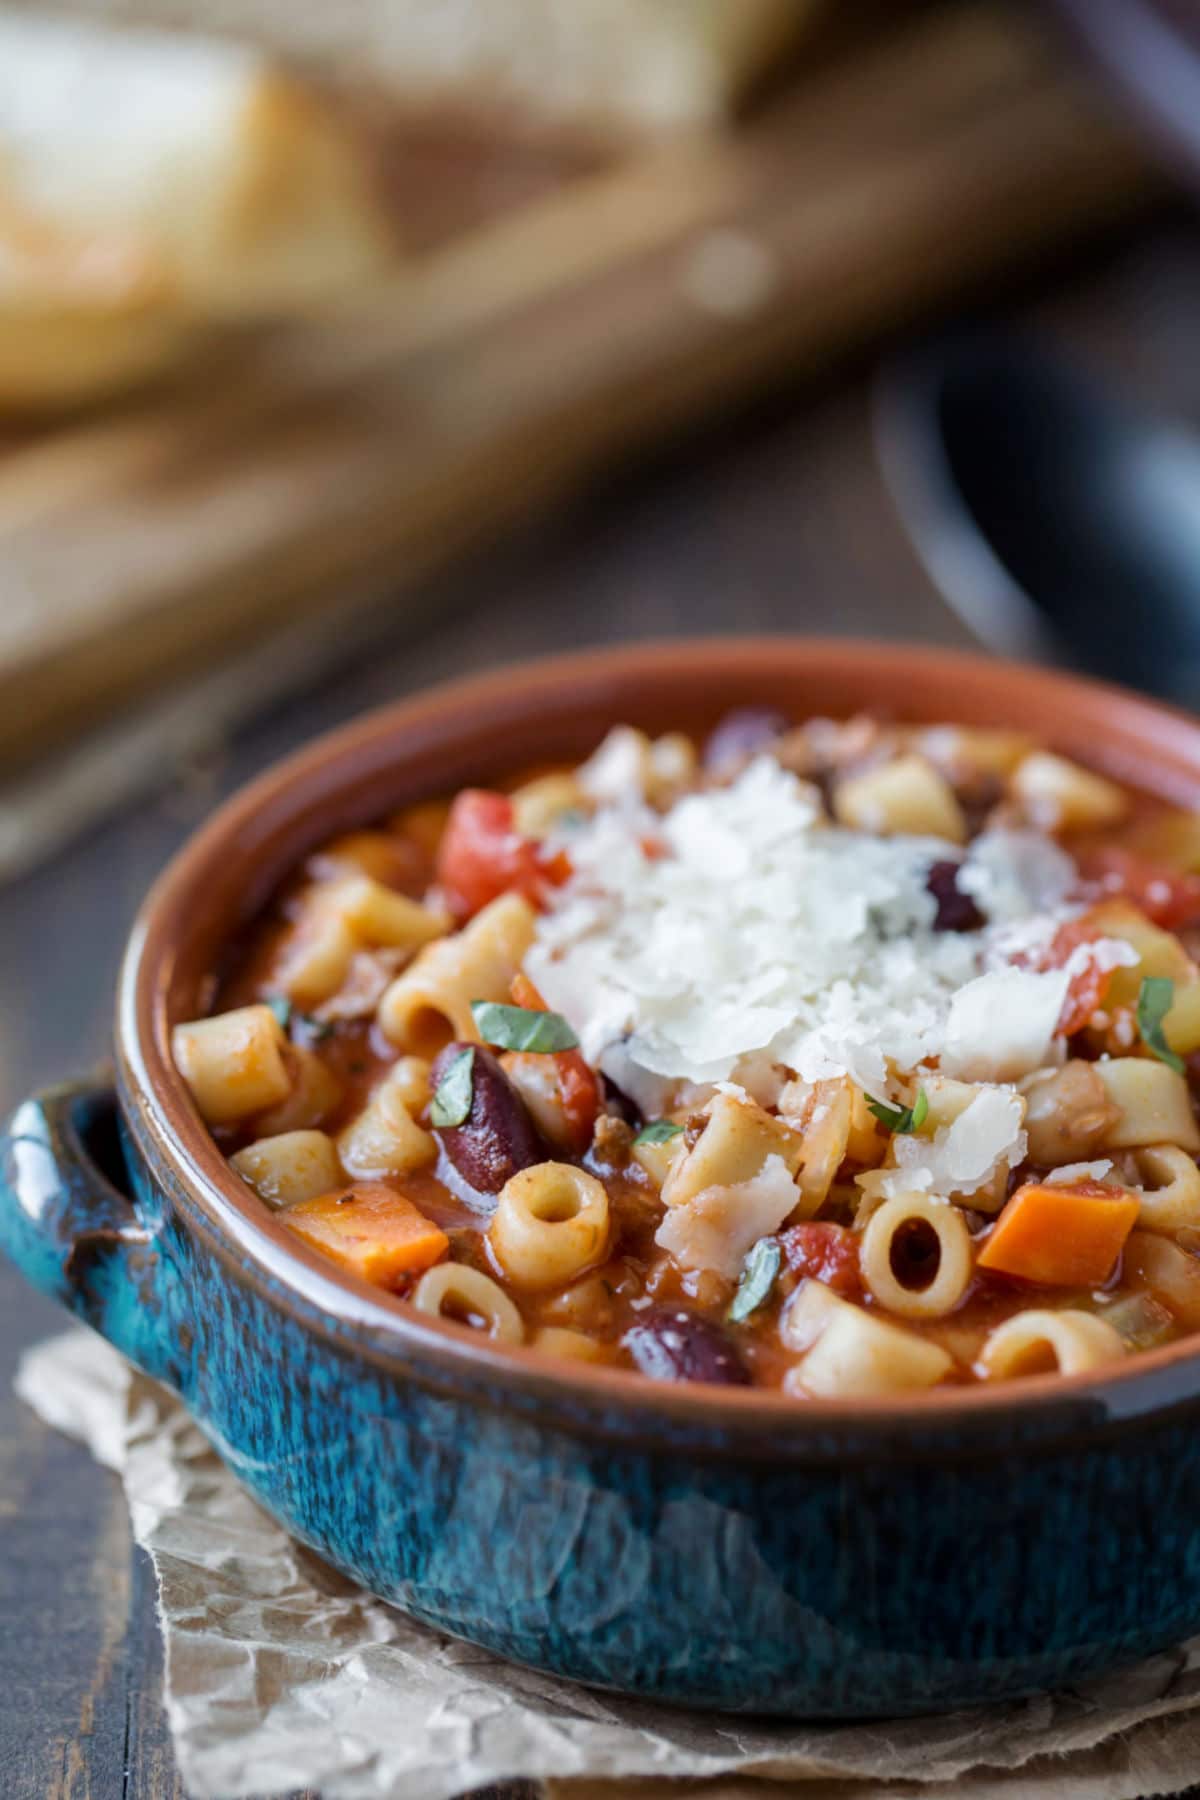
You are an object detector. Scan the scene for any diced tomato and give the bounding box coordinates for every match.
[540,847,574,889]
[1081,847,1200,931]
[435,790,570,919]
[1044,914,1112,1037]
[780,1222,863,1300]
[554,1054,601,1153]
[509,972,599,1153]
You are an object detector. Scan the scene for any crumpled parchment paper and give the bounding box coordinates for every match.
[16,1327,1200,1800]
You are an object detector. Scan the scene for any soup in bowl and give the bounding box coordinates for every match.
[178,703,1200,1398]
[8,638,1200,1716]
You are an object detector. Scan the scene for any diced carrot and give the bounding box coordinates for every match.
[510,971,547,1011]
[283,1182,448,1288]
[541,847,574,888]
[977,1180,1140,1288]
[510,972,599,1151]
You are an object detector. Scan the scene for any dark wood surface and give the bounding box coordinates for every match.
[6,223,1200,1799]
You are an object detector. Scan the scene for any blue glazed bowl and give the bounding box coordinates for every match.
[8,637,1200,1718]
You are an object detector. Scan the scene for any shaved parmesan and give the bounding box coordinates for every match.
[941,969,1070,1083]
[578,726,651,803]
[654,1153,798,1277]
[884,1088,1026,1202]
[1065,938,1140,980]
[1044,1160,1115,1187]
[959,828,1076,922]
[529,752,1090,1108]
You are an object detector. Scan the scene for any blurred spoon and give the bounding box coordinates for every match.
[875,334,1200,704]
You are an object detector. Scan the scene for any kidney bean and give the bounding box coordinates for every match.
[703,707,789,773]
[430,1042,544,1195]
[926,859,985,932]
[623,1307,750,1386]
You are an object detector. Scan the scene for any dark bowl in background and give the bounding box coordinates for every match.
[1045,1,1200,188]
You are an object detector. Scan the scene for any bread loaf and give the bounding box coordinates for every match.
[38,0,816,133]
[0,11,396,317]
[0,11,398,407]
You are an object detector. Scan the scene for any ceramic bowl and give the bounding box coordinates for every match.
[8,637,1200,1718]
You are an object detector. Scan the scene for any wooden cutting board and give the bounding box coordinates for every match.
[0,1,1160,781]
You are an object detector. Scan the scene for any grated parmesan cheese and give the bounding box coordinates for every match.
[940,969,1069,1084]
[1044,1160,1115,1187]
[527,755,1122,1117]
[882,1088,1027,1203]
[654,1153,798,1276]
[958,828,1076,924]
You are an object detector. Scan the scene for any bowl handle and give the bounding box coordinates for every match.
[0,1075,183,1390]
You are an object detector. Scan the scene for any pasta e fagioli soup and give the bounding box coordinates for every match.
[172,711,1200,1396]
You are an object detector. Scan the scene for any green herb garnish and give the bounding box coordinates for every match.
[633,1119,685,1147]
[471,1000,579,1053]
[867,1086,929,1135]
[1137,977,1185,1074]
[430,1046,475,1128]
[294,1011,334,1044]
[728,1237,782,1324]
[267,994,332,1041]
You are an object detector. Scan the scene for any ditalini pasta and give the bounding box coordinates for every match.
[173,713,1200,1393]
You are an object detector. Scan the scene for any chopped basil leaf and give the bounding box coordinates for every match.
[728,1237,782,1324]
[471,1000,579,1053]
[1137,976,1185,1074]
[266,995,291,1030]
[633,1119,685,1146]
[867,1086,928,1135]
[430,1046,475,1128]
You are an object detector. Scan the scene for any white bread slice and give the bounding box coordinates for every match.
[39,0,816,133]
[0,11,396,318]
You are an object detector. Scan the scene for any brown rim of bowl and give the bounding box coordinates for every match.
[116,636,1200,1437]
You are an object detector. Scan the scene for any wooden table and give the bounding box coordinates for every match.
[5,221,1200,1800]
